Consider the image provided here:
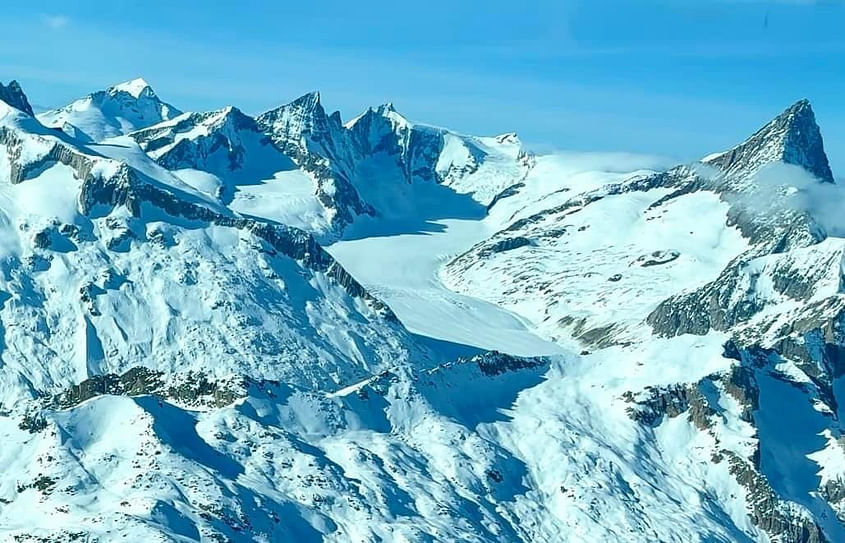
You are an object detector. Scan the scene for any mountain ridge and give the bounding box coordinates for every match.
[0,78,843,542]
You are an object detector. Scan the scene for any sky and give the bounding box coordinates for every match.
[2,1,845,174]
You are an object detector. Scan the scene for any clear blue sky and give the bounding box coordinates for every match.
[2,1,845,175]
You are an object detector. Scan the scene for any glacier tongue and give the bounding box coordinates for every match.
[0,80,844,542]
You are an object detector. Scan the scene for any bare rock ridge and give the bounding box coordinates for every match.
[706,99,834,184]
[2,78,844,542]
[0,80,34,116]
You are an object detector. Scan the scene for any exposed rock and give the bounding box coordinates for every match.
[624,381,714,430]
[632,250,680,267]
[705,99,834,185]
[256,92,374,231]
[0,80,34,116]
[53,367,266,409]
[485,236,532,255]
[726,451,827,543]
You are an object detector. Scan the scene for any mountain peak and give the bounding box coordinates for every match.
[705,98,834,183]
[36,78,181,142]
[0,80,34,116]
[290,91,321,110]
[109,77,155,99]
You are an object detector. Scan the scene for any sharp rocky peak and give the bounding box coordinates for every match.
[0,80,34,116]
[277,91,324,117]
[705,98,834,184]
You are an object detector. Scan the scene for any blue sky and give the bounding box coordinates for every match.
[2,1,845,174]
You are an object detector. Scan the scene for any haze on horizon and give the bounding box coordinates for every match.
[2,0,844,175]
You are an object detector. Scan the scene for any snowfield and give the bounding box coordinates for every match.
[0,79,842,542]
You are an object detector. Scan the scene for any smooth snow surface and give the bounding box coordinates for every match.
[1,84,843,542]
[329,217,565,356]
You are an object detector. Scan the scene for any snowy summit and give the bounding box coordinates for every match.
[110,77,155,99]
[0,75,842,543]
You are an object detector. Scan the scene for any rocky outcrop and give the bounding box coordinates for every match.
[625,360,828,543]
[52,367,280,409]
[256,92,374,230]
[0,124,393,317]
[461,351,549,377]
[0,80,34,116]
[725,451,827,543]
[130,107,262,176]
[705,99,834,185]
[0,126,96,185]
[484,236,533,255]
[623,382,714,430]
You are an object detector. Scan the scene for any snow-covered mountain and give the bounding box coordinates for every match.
[37,78,182,143]
[0,79,843,542]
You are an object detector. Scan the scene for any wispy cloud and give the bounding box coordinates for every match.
[42,15,69,30]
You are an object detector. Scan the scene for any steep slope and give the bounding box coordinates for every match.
[127,106,334,235]
[704,99,834,186]
[254,94,533,237]
[0,88,434,407]
[126,91,534,240]
[38,78,182,142]
[2,79,844,543]
[0,80,34,116]
[256,92,373,235]
[442,99,845,541]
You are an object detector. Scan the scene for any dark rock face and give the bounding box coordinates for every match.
[0,80,34,116]
[632,250,680,267]
[462,351,548,377]
[345,104,468,185]
[130,107,260,175]
[53,367,277,409]
[625,361,828,543]
[485,236,532,255]
[725,451,827,543]
[0,127,96,185]
[256,92,374,231]
[707,99,834,184]
[55,367,165,408]
[624,381,714,430]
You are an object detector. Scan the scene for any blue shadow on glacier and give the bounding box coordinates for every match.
[340,179,488,241]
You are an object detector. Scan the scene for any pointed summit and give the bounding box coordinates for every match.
[0,80,34,116]
[287,91,321,112]
[255,91,337,153]
[705,99,834,183]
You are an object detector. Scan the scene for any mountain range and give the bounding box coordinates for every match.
[0,77,842,542]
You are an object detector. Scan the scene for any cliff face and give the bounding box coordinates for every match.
[1,80,844,541]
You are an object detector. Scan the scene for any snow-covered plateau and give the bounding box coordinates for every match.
[0,78,842,542]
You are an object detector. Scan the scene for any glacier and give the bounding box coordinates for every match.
[0,78,841,542]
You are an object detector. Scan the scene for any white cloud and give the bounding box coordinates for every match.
[43,15,69,30]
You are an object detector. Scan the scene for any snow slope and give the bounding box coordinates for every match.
[0,80,843,542]
[38,78,182,142]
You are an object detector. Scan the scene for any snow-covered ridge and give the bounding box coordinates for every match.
[37,78,183,143]
[2,79,845,541]
[110,77,155,99]
[0,83,432,407]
